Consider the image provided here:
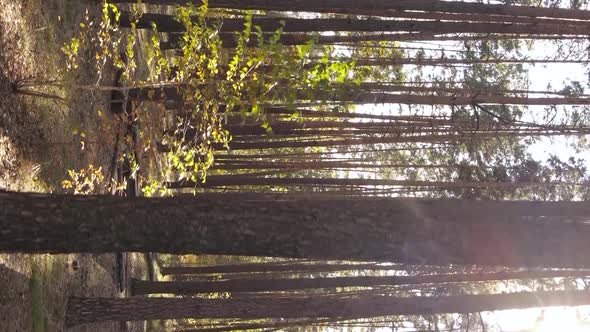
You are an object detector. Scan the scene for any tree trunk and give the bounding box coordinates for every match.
[132,270,590,295]
[175,121,460,139]
[164,174,584,190]
[121,12,590,36]
[319,92,590,106]
[66,290,590,326]
[2,191,590,268]
[156,131,576,152]
[326,9,590,26]
[261,107,448,121]
[162,32,588,49]
[352,58,587,66]
[116,0,590,21]
[213,145,449,161]
[211,161,458,171]
[344,83,590,98]
[139,85,590,106]
[161,262,396,275]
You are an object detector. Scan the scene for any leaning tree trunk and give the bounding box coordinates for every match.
[66,290,590,326]
[2,191,590,268]
[131,270,590,295]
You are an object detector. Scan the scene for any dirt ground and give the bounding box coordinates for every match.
[0,253,149,332]
[0,0,123,192]
[0,0,150,331]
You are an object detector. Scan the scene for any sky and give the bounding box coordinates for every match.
[352,39,590,168]
[524,57,589,164]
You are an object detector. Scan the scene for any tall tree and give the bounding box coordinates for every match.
[131,270,590,295]
[117,0,590,21]
[66,290,590,326]
[122,13,590,36]
[2,191,590,268]
[160,262,398,275]
[163,32,589,49]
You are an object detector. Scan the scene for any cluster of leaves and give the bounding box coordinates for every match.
[148,4,227,185]
[63,3,137,80]
[61,165,108,194]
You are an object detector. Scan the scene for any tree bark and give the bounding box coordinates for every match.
[66,290,590,326]
[2,191,590,268]
[132,270,590,295]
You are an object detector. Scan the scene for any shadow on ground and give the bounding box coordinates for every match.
[0,263,32,331]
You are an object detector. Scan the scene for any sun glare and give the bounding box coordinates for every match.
[491,307,590,332]
[534,308,589,332]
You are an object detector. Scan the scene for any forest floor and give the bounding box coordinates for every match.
[0,0,153,331]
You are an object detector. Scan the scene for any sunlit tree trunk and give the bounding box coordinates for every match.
[66,290,590,326]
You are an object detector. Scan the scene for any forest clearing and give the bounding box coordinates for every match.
[1,0,590,331]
